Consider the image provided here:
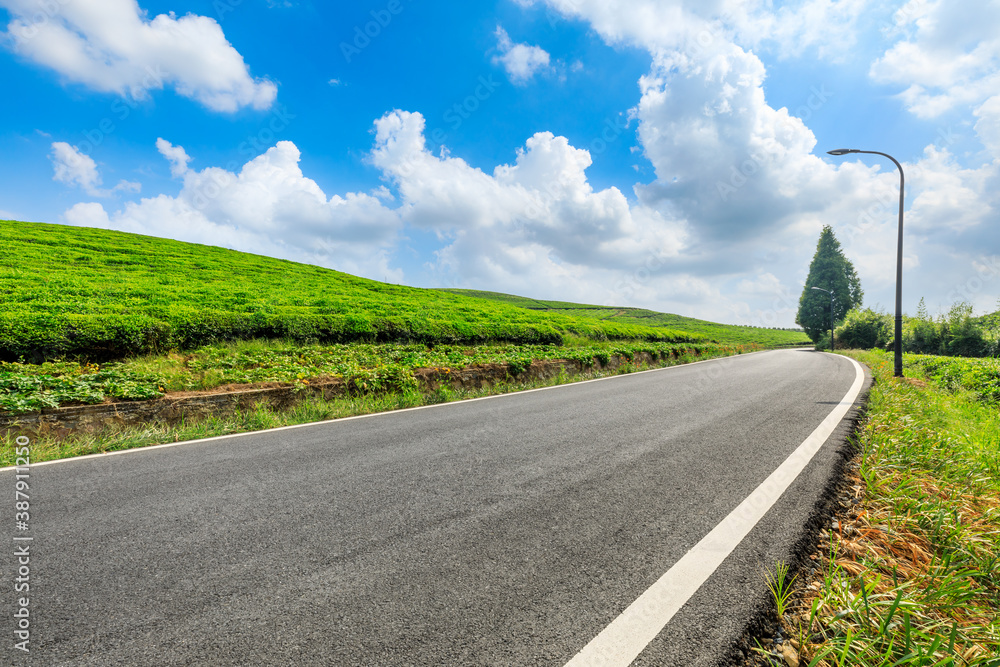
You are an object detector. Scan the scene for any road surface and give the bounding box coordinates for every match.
[3,349,868,665]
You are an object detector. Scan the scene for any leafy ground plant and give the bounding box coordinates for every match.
[756,350,1000,667]
[0,344,756,465]
[0,340,756,414]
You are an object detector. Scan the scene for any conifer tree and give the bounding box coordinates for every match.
[796,226,863,343]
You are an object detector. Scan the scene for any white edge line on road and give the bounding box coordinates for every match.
[1,348,787,472]
[563,353,865,667]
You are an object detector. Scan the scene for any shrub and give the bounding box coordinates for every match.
[834,308,892,350]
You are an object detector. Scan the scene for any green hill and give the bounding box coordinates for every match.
[0,220,706,361]
[438,289,810,348]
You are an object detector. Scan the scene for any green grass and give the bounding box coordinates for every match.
[0,220,707,361]
[438,288,811,347]
[775,350,1000,666]
[0,344,748,466]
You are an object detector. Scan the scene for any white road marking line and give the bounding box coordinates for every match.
[1,349,777,472]
[564,354,865,666]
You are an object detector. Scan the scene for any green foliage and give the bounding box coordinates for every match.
[901,300,996,358]
[0,339,753,413]
[0,362,164,413]
[796,226,864,343]
[804,350,1000,665]
[764,560,797,618]
[943,302,990,357]
[903,297,942,354]
[0,344,753,464]
[0,221,707,361]
[906,354,1000,404]
[835,308,893,351]
[440,289,811,347]
[836,300,999,358]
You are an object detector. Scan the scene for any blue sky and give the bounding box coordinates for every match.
[1,0,998,327]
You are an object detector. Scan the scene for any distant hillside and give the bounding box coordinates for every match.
[438,289,811,348]
[978,310,1000,331]
[0,220,705,361]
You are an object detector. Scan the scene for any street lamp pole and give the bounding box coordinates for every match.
[811,286,835,351]
[827,148,905,378]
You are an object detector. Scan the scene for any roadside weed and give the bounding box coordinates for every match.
[774,350,1000,666]
[766,560,798,618]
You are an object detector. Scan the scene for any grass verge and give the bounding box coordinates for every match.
[749,349,1000,666]
[1,347,745,467]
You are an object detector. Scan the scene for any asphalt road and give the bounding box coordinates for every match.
[3,349,868,666]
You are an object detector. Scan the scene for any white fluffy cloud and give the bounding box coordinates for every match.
[869,0,1000,161]
[507,0,1000,321]
[519,0,866,60]
[493,26,551,84]
[155,138,192,178]
[369,109,687,301]
[52,0,1000,323]
[50,142,102,195]
[50,141,139,197]
[61,111,692,310]
[62,140,403,280]
[1,0,277,112]
[870,0,1000,116]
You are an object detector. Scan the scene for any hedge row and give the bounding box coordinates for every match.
[0,312,576,361]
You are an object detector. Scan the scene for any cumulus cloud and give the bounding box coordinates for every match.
[63,201,111,228]
[508,0,1000,322]
[520,0,866,61]
[361,109,701,307]
[51,142,102,195]
[61,140,403,280]
[870,0,1000,153]
[370,110,687,278]
[156,138,192,178]
[493,26,551,84]
[634,42,835,248]
[2,0,277,112]
[50,141,140,197]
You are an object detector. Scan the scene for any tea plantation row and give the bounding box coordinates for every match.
[1,221,705,362]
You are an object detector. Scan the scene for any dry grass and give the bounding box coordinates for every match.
[751,350,1000,667]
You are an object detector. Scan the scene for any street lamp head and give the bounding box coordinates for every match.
[811,286,829,293]
[827,148,858,156]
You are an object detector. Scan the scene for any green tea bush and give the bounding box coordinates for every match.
[1,221,706,361]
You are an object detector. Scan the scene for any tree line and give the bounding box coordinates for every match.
[795,225,998,357]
